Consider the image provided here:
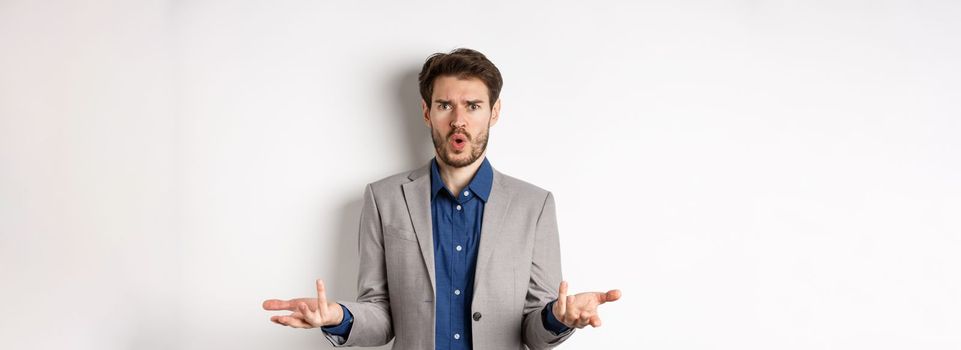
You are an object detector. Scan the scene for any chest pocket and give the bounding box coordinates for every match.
[383,225,417,242]
[383,226,432,301]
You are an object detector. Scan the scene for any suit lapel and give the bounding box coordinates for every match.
[402,163,513,301]
[474,169,512,295]
[402,165,436,296]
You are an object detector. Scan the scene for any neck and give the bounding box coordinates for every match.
[436,152,486,197]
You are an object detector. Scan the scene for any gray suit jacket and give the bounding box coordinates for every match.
[327,161,575,349]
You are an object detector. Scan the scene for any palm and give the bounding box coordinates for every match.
[263,279,344,328]
[552,281,621,329]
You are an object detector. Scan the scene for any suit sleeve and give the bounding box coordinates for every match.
[323,183,394,347]
[521,192,575,349]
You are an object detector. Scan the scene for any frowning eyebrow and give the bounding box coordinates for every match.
[435,99,486,105]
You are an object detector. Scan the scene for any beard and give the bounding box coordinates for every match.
[431,123,490,168]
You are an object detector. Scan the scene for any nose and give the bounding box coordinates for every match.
[451,105,468,129]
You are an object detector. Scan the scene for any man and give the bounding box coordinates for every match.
[263,48,621,349]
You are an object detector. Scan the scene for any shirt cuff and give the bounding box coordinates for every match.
[321,303,354,337]
[542,300,571,335]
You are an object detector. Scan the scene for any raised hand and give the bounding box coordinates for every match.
[262,279,345,329]
[552,280,621,329]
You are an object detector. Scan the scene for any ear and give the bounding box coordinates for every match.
[489,98,501,127]
[421,99,431,128]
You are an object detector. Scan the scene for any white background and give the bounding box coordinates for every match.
[2,0,959,349]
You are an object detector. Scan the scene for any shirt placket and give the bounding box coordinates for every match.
[451,194,467,347]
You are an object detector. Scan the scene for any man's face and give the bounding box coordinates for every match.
[422,75,501,168]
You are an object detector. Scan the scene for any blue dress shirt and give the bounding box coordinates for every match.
[430,156,490,349]
[323,157,569,346]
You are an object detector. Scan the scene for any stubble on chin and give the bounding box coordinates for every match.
[431,127,489,168]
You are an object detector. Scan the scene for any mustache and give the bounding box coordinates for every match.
[448,128,472,141]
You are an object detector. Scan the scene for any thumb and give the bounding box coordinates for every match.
[556,281,568,316]
[597,289,622,304]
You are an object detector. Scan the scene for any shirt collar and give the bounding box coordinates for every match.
[430,157,494,202]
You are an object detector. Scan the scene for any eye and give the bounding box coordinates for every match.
[469,104,480,110]
[438,103,451,110]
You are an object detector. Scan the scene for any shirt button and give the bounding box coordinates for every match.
[473,312,482,321]
[456,245,462,251]
[456,205,462,211]
[464,190,470,196]
[454,289,461,295]
[454,333,460,340]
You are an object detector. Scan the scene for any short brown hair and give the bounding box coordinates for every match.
[418,48,503,109]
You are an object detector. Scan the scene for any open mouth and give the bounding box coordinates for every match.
[450,133,468,149]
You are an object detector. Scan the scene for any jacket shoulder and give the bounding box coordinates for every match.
[364,164,426,195]
[496,170,552,200]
